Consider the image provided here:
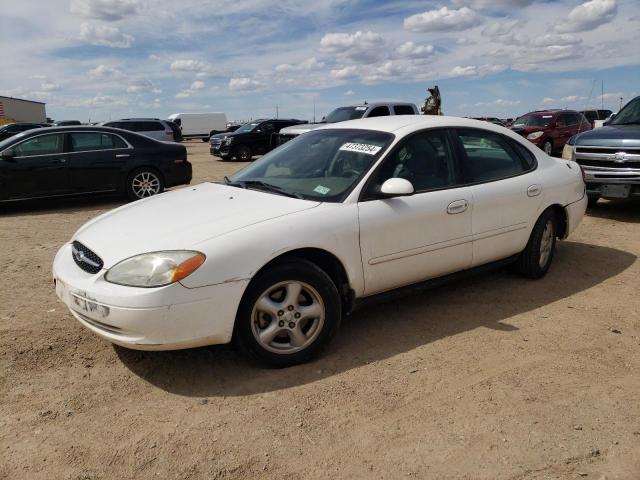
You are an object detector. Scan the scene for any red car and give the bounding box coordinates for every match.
[510,110,591,156]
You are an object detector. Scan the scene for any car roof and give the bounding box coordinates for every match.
[4,125,136,136]
[314,115,522,137]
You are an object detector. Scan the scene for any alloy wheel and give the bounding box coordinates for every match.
[131,171,161,198]
[539,219,554,268]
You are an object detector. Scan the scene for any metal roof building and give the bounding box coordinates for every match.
[0,96,47,125]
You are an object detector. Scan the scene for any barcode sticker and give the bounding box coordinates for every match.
[339,142,382,155]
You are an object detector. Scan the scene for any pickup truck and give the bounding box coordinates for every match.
[277,102,419,144]
[563,96,640,206]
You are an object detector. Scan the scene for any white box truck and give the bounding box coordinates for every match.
[167,112,227,141]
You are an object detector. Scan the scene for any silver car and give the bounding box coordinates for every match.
[101,118,174,142]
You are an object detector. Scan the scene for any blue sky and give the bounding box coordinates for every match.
[1,0,638,122]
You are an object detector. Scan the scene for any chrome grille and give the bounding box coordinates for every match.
[71,241,104,274]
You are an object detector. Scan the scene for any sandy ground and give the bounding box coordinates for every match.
[1,140,639,480]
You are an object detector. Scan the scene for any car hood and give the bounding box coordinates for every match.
[73,183,320,268]
[572,124,640,147]
[279,123,326,135]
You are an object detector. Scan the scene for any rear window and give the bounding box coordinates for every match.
[139,121,165,131]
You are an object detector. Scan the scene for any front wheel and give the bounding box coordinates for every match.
[126,168,164,200]
[516,209,557,279]
[235,261,341,367]
[234,145,252,161]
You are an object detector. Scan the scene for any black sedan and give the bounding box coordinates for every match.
[0,126,191,202]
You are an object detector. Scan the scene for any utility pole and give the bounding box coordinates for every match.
[276,106,279,119]
[601,80,604,110]
[313,100,316,123]
[620,97,624,111]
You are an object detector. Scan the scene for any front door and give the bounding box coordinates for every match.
[453,128,542,267]
[2,132,69,199]
[358,129,473,295]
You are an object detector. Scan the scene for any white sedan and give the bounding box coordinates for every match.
[53,116,587,367]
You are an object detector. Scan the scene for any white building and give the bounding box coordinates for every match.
[0,96,47,125]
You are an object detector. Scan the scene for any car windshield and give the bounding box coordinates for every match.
[323,107,367,123]
[228,128,394,202]
[512,115,553,128]
[609,97,640,125]
[234,122,260,133]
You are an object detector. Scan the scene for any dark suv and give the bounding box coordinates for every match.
[0,122,48,141]
[510,110,591,156]
[211,118,306,161]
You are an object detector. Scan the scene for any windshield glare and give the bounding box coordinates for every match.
[513,115,553,128]
[229,128,394,202]
[610,98,640,125]
[324,107,367,123]
[235,122,260,133]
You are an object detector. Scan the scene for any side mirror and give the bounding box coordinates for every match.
[379,178,414,197]
[1,148,15,159]
[603,113,615,126]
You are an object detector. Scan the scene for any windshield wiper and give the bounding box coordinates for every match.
[224,178,304,199]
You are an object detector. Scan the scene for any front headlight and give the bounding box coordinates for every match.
[527,131,544,140]
[105,251,205,287]
[223,137,233,146]
[561,144,575,161]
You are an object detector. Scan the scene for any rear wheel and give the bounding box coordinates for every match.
[126,168,164,200]
[235,261,341,367]
[516,209,557,279]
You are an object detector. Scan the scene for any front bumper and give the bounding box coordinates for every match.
[52,243,248,351]
[575,146,640,198]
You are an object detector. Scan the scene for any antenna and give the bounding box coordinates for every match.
[276,105,279,119]
[601,80,604,110]
[313,100,316,123]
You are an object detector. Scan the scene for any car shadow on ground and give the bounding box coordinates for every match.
[586,198,640,224]
[116,241,636,397]
[0,194,126,217]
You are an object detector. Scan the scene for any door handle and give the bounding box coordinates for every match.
[51,158,67,164]
[115,154,130,158]
[447,199,469,214]
[527,185,541,197]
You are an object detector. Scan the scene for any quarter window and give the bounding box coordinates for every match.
[457,129,528,183]
[14,134,64,157]
[393,105,416,115]
[70,132,126,151]
[373,129,459,193]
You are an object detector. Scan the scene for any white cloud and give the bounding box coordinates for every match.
[70,0,139,21]
[404,7,482,33]
[320,31,385,63]
[448,65,478,77]
[532,34,581,47]
[555,0,617,33]
[330,66,359,80]
[170,59,209,72]
[344,90,355,96]
[275,57,325,72]
[456,37,476,46]
[88,64,125,79]
[68,95,128,108]
[79,23,133,48]
[228,77,263,92]
[41,81,60,92]
[175,90,192,99]
[481,19,520,37]
[190,80,205,90]
[453,0,533,8]
[396,41,435,59]
[126,78,159,94]
[474,98,521,107]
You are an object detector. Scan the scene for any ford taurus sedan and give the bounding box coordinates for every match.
[0,126,191,202]
[53,116,587,367]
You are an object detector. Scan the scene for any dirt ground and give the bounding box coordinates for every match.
[1,140,639,480]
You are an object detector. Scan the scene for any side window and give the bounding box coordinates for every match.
[367,106,391,117]
[260,122,275,134]
[70,132,122,151]
[457,129,527,183]
[566,114,579,126]
[393,105,416,115]
[14,134,64,157]
[556,114,569,127]
[373,129,458,193]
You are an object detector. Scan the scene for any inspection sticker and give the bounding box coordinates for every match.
[313,185,331,195]
[339,142,382,155]
[355,106,368,110]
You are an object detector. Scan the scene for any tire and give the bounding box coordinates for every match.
[234,260,342,367]
[516,209,557,279]
[234,145,252,162]
[587,195,600,208]
[202,137,209,142]
[542,140,553,156]
[126,168,164,201]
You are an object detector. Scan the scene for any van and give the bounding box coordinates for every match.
[167,112,227,141]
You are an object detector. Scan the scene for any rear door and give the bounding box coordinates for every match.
[68,131,131,192]
[2,132,69,199]
[554,114,573,148]
[453,128,541,266]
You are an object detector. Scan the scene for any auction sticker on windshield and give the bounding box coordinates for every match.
[339,142,382,155]
[313,185,331,195]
